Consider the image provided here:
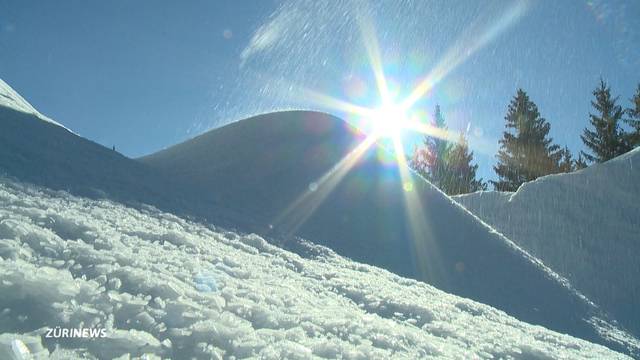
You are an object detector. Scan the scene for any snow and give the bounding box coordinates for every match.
[453,147,640,339]
[0,78,66,129]
[140,111,639,355]
[0,177,633,359]
[1,80,638,357]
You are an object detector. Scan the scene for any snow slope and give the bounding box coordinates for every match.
[140,111,638,355]
[453,148,640,337]
[0,78,65,129]
[0,78,637,355]
[0,82,248,232]
[0,178,632,359]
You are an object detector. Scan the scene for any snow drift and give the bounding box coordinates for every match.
[453,147,640,337]
[0,178,632,359]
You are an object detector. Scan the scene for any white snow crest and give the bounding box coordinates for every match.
[0,78,66,129]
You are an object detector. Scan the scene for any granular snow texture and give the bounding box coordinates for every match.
[0,178,632,359]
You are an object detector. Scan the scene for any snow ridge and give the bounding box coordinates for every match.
[0,78,66,129]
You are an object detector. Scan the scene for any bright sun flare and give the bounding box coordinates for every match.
[370,104,408,139]
[275,1,528,275]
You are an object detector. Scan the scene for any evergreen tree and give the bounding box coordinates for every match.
[580,79,631,163]
[410,106,486,195]
[625,83,640,148]
[446,134,487,195]
[409,105,452,187]
[409,144,431,180]
[491,89,562,191]
[574,153,588,170]
[558,146,575,173]
[428,105,453,188]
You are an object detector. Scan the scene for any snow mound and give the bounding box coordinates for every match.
[0,78,65,129]
[140,111,638,354]
[0,178,632,359]
[453,147,640,337]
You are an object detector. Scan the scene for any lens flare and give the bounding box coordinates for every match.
[273,1,528,278]
[370,104,407,139]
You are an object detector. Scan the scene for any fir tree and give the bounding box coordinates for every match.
[558,146,575,173]
[446,134,487,195]
[409,105,452,188]
[491,89,562,191]
[625,83,640,148]
[580,79,631,163]
[428,105,453,188]
[410,106,486,195]
[574,153,588,170]
[409,145,431,180]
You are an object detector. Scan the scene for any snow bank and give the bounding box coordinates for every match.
[0,78,66,129]
[453,147,640,337]
[0,178,632,359]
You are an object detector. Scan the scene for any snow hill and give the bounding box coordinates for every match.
[140,111,638,355]
[0,78,638,356]
[453,147,640,337]
[0,83,249,232]
[0,178,632,359]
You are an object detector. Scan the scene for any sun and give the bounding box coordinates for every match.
[370,103,408,139]
[273,1,528,279]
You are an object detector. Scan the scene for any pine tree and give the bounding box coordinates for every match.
[409,105,452,188]
[625,83,640,148]
[491,89,562,191]
[446,134,487,195]
[558,146,574,173]
[574,153,588,170]
[410,106,486,195]
[428,105,453,188]
[580,79,631,163]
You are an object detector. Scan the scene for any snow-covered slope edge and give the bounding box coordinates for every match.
[453,147,640,337]
[0,78,66,130]
[0,178,632,359]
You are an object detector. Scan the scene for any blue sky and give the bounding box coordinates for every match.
[1,0,638,182]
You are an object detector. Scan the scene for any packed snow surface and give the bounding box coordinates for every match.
[0,178,632,359]
[453,147,640,337]
[0,79,65,129]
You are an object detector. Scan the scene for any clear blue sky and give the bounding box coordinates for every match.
[1,0,638,182]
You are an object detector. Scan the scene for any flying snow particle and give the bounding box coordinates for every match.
[308,182,318,192]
